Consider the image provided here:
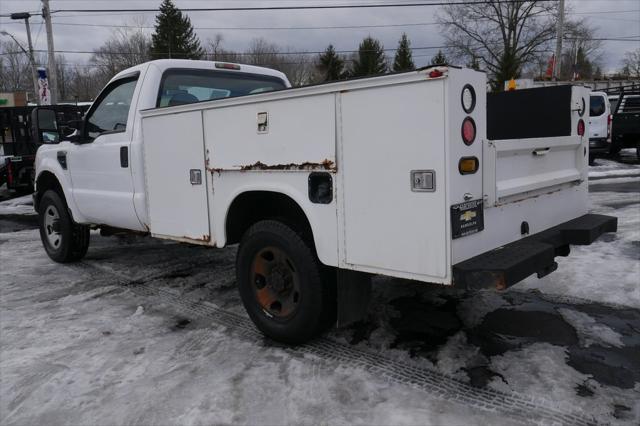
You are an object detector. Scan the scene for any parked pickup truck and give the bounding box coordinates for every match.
[32,59,617,343]
[607,86,640,159]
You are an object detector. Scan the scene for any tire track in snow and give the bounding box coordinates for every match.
[77,260,597,426]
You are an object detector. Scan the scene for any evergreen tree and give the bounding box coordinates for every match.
[317,45,346,82]
[431,50,448,66]
[351,36,387,77]
[573,47,593,80]
[150,0,204,60]
[593,66,602,80]
[393,33,415,72]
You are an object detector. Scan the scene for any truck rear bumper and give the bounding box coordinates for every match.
[452,214,617,290]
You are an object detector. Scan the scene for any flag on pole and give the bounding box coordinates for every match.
[37,68,51,105]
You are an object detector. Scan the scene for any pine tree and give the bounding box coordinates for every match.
[431,50,448,66]
[393,33,415,72]
[150,0,204,60]
[317,45,345,82]
[351,36,387,77]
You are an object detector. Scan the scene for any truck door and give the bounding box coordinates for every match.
[67,74,142,230]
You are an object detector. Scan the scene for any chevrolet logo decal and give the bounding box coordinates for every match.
[460,210,477,222]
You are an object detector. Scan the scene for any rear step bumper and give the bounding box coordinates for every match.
[452,214,618,290]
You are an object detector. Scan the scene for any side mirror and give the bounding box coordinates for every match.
[61,119,84,140]
[31,107,60,144]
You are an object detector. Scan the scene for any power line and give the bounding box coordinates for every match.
[2,20,442,31]
[0,1,555,17]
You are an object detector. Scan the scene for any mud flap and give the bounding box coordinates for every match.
[336,269,372,327]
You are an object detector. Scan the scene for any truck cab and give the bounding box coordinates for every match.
[33,60,290,233]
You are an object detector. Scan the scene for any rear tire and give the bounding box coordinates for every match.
[236,220,334,344]
[38,190,90,263]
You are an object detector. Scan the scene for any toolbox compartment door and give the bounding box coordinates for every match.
[142,111,212,244]
[338,82,449,282]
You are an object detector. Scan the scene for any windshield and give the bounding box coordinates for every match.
[589,95,606,117]
[157,69,287,107]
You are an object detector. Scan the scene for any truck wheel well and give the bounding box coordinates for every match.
[226,191,314,247]
[35,171,64,211]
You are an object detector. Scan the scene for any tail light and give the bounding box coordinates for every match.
[459,157,479,175]
[577,119,585,136]
[461,117,476,145]
[607,114,612,140]
[428,69,444,78]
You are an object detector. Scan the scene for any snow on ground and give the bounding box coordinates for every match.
[0,194,34,216]
[519,176,640,308]
[1,159,639,425]
[588,149,640,175]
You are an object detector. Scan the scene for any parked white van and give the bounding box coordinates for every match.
[588,91,612,163]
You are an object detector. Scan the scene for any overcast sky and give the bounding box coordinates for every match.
[1,0,639,73]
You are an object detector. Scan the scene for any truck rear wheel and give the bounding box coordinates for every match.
[38,190,90,263]
[236,220,333,344]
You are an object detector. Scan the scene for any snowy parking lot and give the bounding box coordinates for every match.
[1,154,639,425]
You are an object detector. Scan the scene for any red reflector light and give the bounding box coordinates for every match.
[577,119,585,136]
[428,69,443,78]
[461,117,476,145]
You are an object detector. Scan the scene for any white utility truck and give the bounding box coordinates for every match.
[32,59,616,343]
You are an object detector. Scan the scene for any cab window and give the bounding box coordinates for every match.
[157,69,287,107]
[589,95,606,117]
[85,75,139,139]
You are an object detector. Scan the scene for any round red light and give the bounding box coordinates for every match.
[577,119,585,136]
[461,117,476,145]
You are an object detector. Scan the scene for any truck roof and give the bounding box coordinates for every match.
[111,59,291,87]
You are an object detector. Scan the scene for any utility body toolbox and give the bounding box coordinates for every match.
[140,67,616,289]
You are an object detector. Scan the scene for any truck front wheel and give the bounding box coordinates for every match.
[38,190,90,263]
[236,220,333,344]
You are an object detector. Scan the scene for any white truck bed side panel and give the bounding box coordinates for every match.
[209,171,339,267]
[203,94,336,170]
[339,81,449,282]
[142,111,212,244]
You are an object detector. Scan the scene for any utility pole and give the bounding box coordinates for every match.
[41,0,58,104]
[4,12,39,105]
[553,0,565,81]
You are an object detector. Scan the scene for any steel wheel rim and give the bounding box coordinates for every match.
[250,246,301,319]
[44,205,62,249]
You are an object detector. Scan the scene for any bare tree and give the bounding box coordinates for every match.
[243,38,314,87]
[0,39,33,96]
[621,48,640,78]
[437,0,558,91]
[559,19,602,80]
[206,34,242,63]
[91,25,151,85]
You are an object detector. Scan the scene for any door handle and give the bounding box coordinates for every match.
[120,146,128,168]
[532,148,550,157]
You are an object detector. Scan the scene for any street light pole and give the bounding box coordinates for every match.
[1,18,39,105]
[23,18,40,105]
[553,0,565,81]
[42,0,58,104]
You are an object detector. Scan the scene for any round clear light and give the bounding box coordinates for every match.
[461,85,476,113]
